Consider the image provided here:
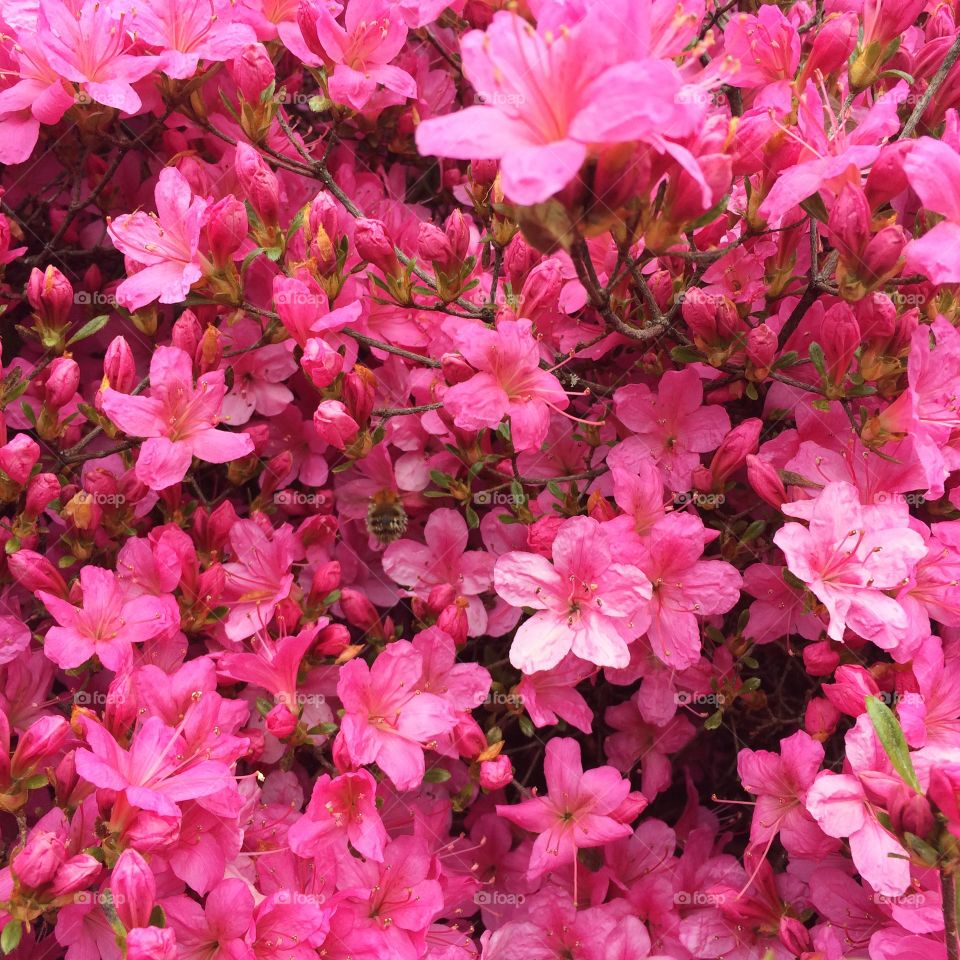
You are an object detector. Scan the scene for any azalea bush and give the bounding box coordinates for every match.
[3,0,960,957]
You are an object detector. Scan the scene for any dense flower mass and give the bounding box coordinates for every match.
[3,0,960,957]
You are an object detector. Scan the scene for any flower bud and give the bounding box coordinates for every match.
[206,197,248,267]
[709,419,761,487]
[27,266,74,334]
[12,832,65,888]
[309,191,341,274]
[354,219,400,276]
[803,640,841,677]
[819,302,860,390]
[518,260,562,321]
[437,597,470,646]
[479,754,513,791]
[171,310,203,358]
[313,400,359,451]
[746,323,777,379]
[444,209,471,262]
[235,142,281,227]
[11,715,70,779]
[343,365,376,426]
[25,473,60,520]
[302,337,343,389]
[314,622,351,656]
[803,12,858,78]
[339,588,381,634]
[804,698,840,742]
[196,323,222,375]
[504,234,539,290]
[0,434,40,486]
[470,159,498,188]
[43,358,80,411]
[418,222,455,273]
[103,336,137,394]
[442,352,474,385]
[828,184,871,259]
[745,455,786,509]
[125,927,177,960]
[7,549,68,596]
[308,561,341,606]
[233,43,275,102]
[265,703,298,739]
[112,850,155,930]
[48,854,101,897]
[888,785,934,839]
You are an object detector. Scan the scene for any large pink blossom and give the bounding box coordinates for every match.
[494,516,652,674]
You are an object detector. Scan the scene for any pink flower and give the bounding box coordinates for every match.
[806,770,911,897]
[74,715,236,818]
[163,878,256,960]
[442,318,570,452]
[37,567,170,671]
[37,0,157,114]
[220,321,297,426]
[101,346,254,490]
[299,0,416,110]
[633,513,742,670]
[131,0,256,79]
[382,508,494,636]
[288,769,387,861]
[221,521,301,641]
[494,516,652,674]
[903,138,960,284]
[336,640,458,791]
[415,5,700,204]
[737,731,832,858]
[773,481,926,649]
[496,738,645,878]
[107,168,209,310]
[614,369,731,491]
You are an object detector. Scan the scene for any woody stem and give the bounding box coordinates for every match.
[943,870,959,960]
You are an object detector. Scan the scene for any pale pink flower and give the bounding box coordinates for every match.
[107,168,210,310]
[494,516,652,674]
[773,481,926,649]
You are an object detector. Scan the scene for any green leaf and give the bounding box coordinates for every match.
[423,768,452,783]
[741,520,766,543]
[670,346,704,364]
[704,710,723,731]
[465,506,480,529]
[800,193,829,222]
[808,341,827,379]
[518,715,535,737]
[1,921,22,955]
[67,314,110,346]
[148,904,167,928]
[865,695,921,792]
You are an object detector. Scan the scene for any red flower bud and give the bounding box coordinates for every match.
[112,850,156,930]
[235,142,282,227]
[206,196,248,267]
[232,42,275,102]
[43,357,80,411]
[745,455,787,509]
[302,337,344,388]
[12,832,65,889]
[0,434,40,486]
[354,218,401,276]
[266,702,298,739]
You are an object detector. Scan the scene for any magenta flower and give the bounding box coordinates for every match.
[74,715,236,818]
[773,481,926,649]
[336,640,458,791]
[442,318,570,452]
[37,567,170,671]
[494,516,652,674]
[107,168,210,310]
[101,346,254,491]
[614,368,731,491]
[163,878,256,960]
[903,138,960,284]
[288,769,387,862]
[299,0,416,111]
[496,738,645,878]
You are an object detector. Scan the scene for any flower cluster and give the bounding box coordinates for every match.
[1,0,960,958]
